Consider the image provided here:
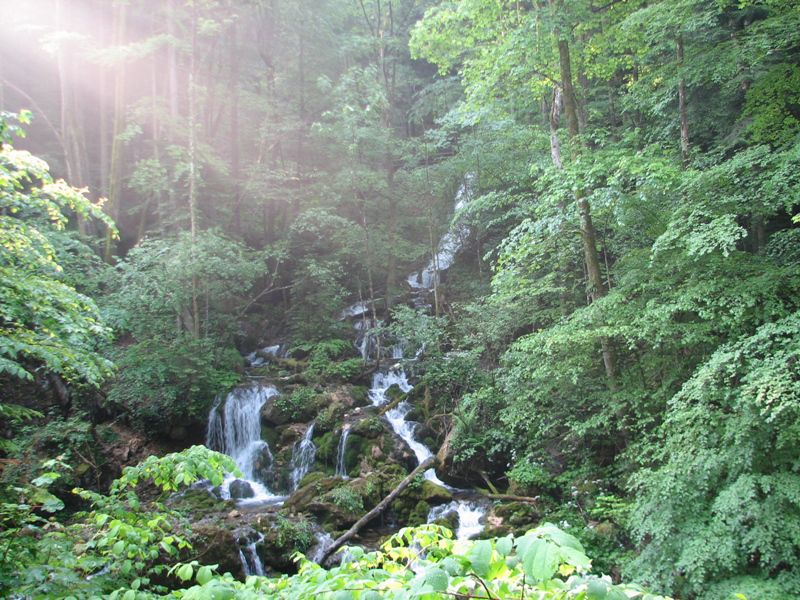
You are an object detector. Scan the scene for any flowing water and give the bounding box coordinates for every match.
[237,529,266,576]
[407,176,472,292]
[288,423,316,490]
[427,500,486,541]
[206,384,282,504]
[336,425,351,478]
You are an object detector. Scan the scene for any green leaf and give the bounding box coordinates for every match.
[520,537,560,582]
[468,539,493,577]
[495,536,513,556]
[177,563,193,582]
[196,565,214,585]
[424,567,449,592]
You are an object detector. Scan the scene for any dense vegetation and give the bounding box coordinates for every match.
[0,0,798,598]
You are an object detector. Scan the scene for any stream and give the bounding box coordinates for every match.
[207,176,485,575]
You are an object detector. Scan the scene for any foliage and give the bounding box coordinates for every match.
[0,446,235,598]
[106,335,241,436]
[325,484,364,514]
[294,338,363,382]
[275,387,319,422]
[0,117,114,388]
[170,523,670,599]
[628,312,800,598]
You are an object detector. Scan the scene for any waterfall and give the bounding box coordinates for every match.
[408,176,472,292]
[245,344,282,367]
[367,363,448,487]
[427,500,486,541]
[289,423,316,490]
[310,531,334,563]
[342,176,472,492]
[237,530,266,576]
[206,384,280,503]
[335,425,351,478]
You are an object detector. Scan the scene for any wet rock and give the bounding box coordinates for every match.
[420,480,453,503]
[228,509,242,519]
[191,522,245,578]
[229,479,255,500]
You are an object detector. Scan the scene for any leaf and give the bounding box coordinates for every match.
[424,567,449,591]
[495,536,513,556]
[468,539,493,577]
[520,537,560,582]
[196,565,213,585]
[177,563,194,582]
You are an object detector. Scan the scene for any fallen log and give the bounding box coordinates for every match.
[484,493,539,504]
[319,456,435,563]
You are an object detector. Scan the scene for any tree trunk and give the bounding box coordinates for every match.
[188,1,200,338]
[677,35,690,166]
[104,2,127,262]
[319,457,435,563]
[229,22,241,234]
[557,38,616,381]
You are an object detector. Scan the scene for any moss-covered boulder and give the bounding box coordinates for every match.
[420,480,452,503]
[254,514,315,574]
[486,501,540,537]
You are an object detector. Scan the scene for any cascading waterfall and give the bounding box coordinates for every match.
[289,423,316,490]
[368,362,448,487]
[336,425,351,478]
[310,531,335,563]
[237,530,266,576]
[408,175,472,294]
[206,384,280,503]
[427,500,486,541]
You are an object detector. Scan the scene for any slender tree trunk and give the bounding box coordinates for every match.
[104,2,127,262]
[677,35,690,166]
[229,22,241,235]
[188,1,200,337]
[167,0,180,232]
[557,37,616,381]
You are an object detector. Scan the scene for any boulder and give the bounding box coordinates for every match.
[229,480,254,500]
[420,480,453,503]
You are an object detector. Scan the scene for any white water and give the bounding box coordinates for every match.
[289,423,316,490]
[237,530,266,576]
[354,318,384,361]
[206,385,282,504]
[245,344,282,367]
[310,531,335,563]
[408,176,472,291]
[427,500,486,541]
[336,425,351,478]
[367,366,448,487]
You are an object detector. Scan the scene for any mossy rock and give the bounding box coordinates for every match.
[190,522,243,579]
[491,502,540,535]
[385,384,407,402]
[427,510,458,532]
[315,431,338,468]
[420,480,453,503]
[298,470,327,489]
[168,488,228,516]
[255,514,314,574]
[352,416,385,438]
[408,500,432,526]
[285,476,341,512]
[350,385,370,406]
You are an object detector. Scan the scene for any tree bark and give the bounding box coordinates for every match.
[104,2,127,262]
[319,457,435,563]
[677,35,690,166]
[556,37,616,381]
[188,1,200,338]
